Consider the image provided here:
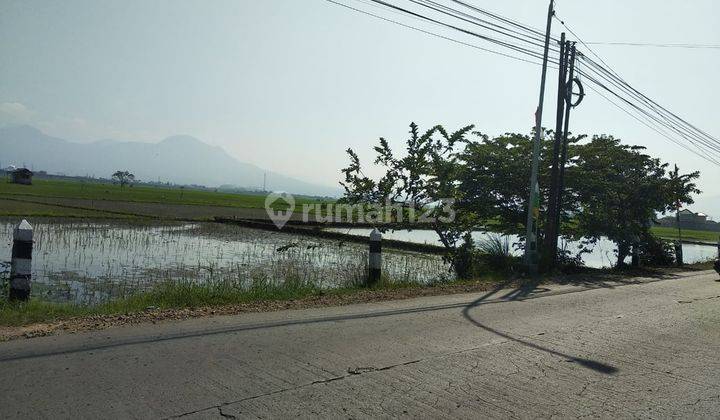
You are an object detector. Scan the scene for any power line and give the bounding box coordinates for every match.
[554,12,720,149]
[325,0,549,66]
[327,0,720,166]
[409,0,553,50]
[576,61,720,158]
[361,0,551,61]
[584,41,720,49]
[553,11,720,163]
[583,82,720,166]
[577,57,720,155]
[575,58,720,155]
[449,0,548,39]
[578,68,720,164]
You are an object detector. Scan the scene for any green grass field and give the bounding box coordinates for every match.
[0,177,330,216]
[0,177,326,208]
[651,226,720,243]
[0,198,128,218]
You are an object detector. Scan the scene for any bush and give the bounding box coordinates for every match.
[450,233,476,280]
[556,248,586,273]
[477,234,515,271]
[638,234,675,266]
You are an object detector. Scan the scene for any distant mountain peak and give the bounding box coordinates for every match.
[160,135,204,146]
[0,124,43,136]
[0,125,341,197]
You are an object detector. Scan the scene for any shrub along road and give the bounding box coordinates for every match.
[0,270,719,418]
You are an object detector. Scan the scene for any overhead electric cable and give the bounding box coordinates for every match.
[584,82,720,166]
[325,0,550,66]
[326,0,720,165]
[584,42,720,49]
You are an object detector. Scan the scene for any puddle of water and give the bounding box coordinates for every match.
[0,220,452,305]
[325,228,717,269]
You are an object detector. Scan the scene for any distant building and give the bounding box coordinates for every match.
[679,209,707,225]
[10,168,33,185]
[658,209,720,232]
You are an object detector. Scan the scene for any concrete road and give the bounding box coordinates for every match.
[1,270,719,419]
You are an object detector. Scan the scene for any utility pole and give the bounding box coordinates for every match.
[524,0,555,273]
[668,164,685,265]
[542,32,568,269]
[545,41,579,269]
[554,43,578,248]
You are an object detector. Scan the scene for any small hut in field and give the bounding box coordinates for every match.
[11,168,33,185]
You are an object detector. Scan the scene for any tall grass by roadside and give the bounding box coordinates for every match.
[0,273,439,327]
[476,234,517,272]
[0,278,318,327]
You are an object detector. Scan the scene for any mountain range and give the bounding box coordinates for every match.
[0,125,340,197]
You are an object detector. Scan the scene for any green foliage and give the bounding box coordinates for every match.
[111,170,135,188]
[570,135,700,266]
[476,234,518,272]
[341,123,701,271]
[340,122,474,253]
[450,233,476,279]
[637,233,676,266]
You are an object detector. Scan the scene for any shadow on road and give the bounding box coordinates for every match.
[461,280,618,375]
[2,280,621,372]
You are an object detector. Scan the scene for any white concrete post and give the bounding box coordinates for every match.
[10,219,33,301]
[368,229,382,285]
[674,240,683,266]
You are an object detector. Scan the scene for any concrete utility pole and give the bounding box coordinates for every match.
[555,43,578,229]
[674,170,684,266]
[524,0,555,273]
[542,32,567,269]
[544,41,579,270]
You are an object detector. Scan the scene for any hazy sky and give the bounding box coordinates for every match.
[1,0,719,213]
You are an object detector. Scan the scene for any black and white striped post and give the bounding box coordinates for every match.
[10,219,33,301]
[368,229,381,285]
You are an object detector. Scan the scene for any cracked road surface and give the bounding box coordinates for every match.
[1,270,719,418]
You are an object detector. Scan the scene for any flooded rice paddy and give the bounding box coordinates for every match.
[0,219,452,305]
[1,219,715,306]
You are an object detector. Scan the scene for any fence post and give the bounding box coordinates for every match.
[368,229,381,285]
[631,241,640,267]
[674,240,683,266]
[10,219,33,301]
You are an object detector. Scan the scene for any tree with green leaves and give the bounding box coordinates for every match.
[112,170,135,188]
[341,123,701,272]
[340,122,474,271]
[569,136,700,266]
